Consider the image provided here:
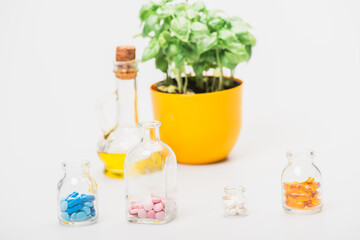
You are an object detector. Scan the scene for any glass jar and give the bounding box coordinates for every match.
[281,149,323,214]
[124,121,177,224]
[222,186,247,217]
[96,46,140,179]
[57,160,99,226]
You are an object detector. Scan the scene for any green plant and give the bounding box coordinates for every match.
[139,0,256,93]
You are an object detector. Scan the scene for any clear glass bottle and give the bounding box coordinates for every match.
[96,46,140,179]
[281,149,323,214]
[124,121,177,224]
[222,186,247,217]
[57,160,98,226]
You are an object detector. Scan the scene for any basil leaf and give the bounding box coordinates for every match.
[197,35,217,54]
[193,62,205,78]
[192,1,206,12]
[143,15,158,36]
[167,43,179,57]
[155,52,168,73]
[220,50,249,69]
[218,29,237,42]
[208,18,225,31]
[174,53,185,67]
[191,22,209,33]
[236,32,256,46]
[142,39,160,62]
[139,3,153,21]
[186,8,197,19]
[170,16,191,42]
[229,17,251,34]
[158,30,171,47]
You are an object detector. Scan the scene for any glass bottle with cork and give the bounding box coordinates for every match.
[96,46,140,179]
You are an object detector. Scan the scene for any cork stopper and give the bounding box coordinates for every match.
[116,45,136,61]
[114,45,137,80]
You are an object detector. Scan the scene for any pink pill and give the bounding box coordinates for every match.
[161,199,166,206]
[143,201,154,211]
[130,209,139,215]
[138,209,147,219]
[152,198,161,204]
[153,203,163,212]
[128,214,137,219]
[147,210,156,219]
[132,203,141,209]
[155,211,165,220]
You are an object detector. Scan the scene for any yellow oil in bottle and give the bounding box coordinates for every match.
[97,152,127,179]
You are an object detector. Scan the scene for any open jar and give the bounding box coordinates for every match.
[281,149,323,214]
[124,121,177,224]
[57,160,98,226]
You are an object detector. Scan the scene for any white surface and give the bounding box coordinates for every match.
[1,0,360,239]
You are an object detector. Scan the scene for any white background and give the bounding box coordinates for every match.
[1,0,360,239]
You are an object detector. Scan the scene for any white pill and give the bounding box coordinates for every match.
[229,208,237,216]
[236,207,247,216]
[225,200,236,209]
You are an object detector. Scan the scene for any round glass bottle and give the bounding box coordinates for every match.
[281,149,323,214]
[57,160,98,226]
[124,121,177,224]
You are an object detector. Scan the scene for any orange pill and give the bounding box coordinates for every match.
[306,198,322,208]
[286,192,311,201]
[285,199,306,209]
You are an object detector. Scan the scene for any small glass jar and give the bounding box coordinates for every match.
[124,121,177,224]
[57,160,99,226]
[222,186,247,217]
[281,149,323,214]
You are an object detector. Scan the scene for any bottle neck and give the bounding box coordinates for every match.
[140,126,160,142]
[138,121,162,143]
[287,149,315,164]
[63,161,90,177]
[114,77,138,127]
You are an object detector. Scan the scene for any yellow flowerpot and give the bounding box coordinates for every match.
[150,78,243,164]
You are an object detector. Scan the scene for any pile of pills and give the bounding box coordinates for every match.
[60,191,96,222]
[222,195,247,216]
[283,177,321,209]
[128,196,166,220]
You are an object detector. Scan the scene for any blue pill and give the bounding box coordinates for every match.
[90,208,96,217]
[67,204,83,214]
[60,212,70,221]
[66,192,79,200]
[60,200,68,212]
[70,213,77,220]
[68,196,82,208]
[76,211,88,221]
[81,195,95,202]
[84,202,93,208]
[82,206,91,215]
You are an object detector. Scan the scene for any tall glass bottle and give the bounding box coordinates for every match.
[124,121,177,224]
[281,149,323,214]
[96,46,140,179]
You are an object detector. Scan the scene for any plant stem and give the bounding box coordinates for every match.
[183,73,188,93]
[215,48,224,91]
[175,67,183,93]
[211,76,216,92]
[204,76,209,92]
[230,69,234,87]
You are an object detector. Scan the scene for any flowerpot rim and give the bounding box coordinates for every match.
[150,77,243,96]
